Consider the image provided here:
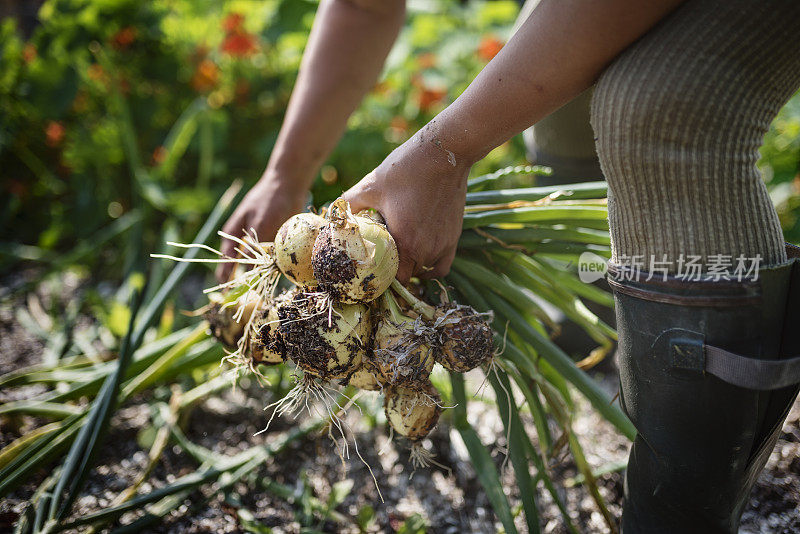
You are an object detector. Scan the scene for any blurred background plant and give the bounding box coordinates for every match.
[0,0,529,283]
[762,93,800,243]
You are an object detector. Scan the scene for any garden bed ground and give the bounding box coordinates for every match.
[1,276,798,533]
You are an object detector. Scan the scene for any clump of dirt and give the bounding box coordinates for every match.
[277,293,361,381]
[311,226,357,302]
[435,305,494,373]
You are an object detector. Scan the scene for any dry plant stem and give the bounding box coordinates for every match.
[462,198,607,213]
[152,229,282,381]
[112,392,180,504]
[576,340,613,370]
[82,390,183,534]
[390,279,435,320]
[472,227,530,254]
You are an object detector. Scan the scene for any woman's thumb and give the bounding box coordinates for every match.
[342,172,377,213]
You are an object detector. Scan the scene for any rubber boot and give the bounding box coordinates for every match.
[610,244,800,533]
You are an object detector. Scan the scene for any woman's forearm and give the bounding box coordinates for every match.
[266,0,405,191]
[420,0,685,166]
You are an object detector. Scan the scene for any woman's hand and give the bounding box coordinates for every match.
[344,130,472,283]
[217,173,307,281]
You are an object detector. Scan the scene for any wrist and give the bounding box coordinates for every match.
[255,169,312,210]
[260,163,314,198]
[415,111,486,170]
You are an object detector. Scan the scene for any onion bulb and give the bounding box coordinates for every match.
[347,365,383,391]
[275,213,327,287]
[278,292,370,380]
[250,290,297,365]
[434,304,494,372]
[204,292,260,349]
[372,293,435,391]
[384,383,442,441]
[311,198,398,303]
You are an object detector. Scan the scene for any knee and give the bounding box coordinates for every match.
[592,65,723,185]
[589,53,770,187]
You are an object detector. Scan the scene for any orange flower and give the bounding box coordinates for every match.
[191,59,219,92]
[390,115,409,134]
[221,32,258,57]
[234,80,250,104]
[112,26,137,50]
[152,145,167,165]
[22,43,37,63]
[222,13,245,33]
[477,35,504,62]
[87,63,106,82]
[45,121,65,147]
[417,52,436,69]
[417,87,447,112]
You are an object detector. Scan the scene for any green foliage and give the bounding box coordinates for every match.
[396,513,429,534]
[761,89,800,243]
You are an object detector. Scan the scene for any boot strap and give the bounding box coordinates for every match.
[671,337,800,390]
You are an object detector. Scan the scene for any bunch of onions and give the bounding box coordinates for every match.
[165,198,493,473]
[311,198,399,303]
